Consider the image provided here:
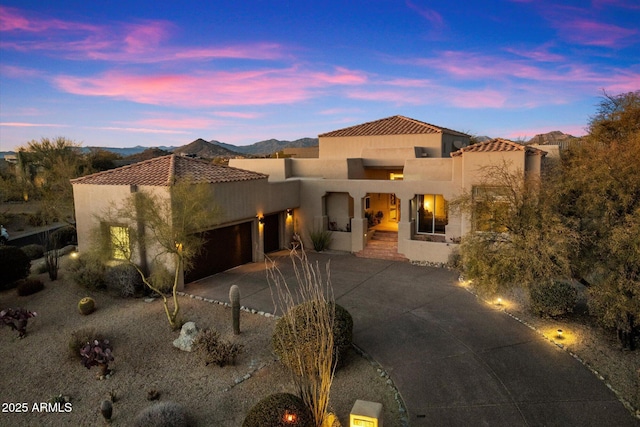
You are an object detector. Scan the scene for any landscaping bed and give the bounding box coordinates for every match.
[0,264,402,426]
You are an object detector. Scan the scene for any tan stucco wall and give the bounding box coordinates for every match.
[319,134,445,159]
[403,158,454,181]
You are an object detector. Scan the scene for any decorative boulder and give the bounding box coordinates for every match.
[173,322,198,352]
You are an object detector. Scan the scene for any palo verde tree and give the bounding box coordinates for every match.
[557,91,640,348]
[95,179,219,328]
[17,137,91,223]
[452,161,577,298]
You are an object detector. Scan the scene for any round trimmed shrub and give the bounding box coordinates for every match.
[21,244,44,260]
[105,263,144,297]
[16,278,45,296]
[242,393,313,427]
[529,280,578,318]
[78,297,96,315]
[68,255,106,290]
[132,401,191,427]
[273,301,353,371]
[0,246,31,290]
[49,225,77,249]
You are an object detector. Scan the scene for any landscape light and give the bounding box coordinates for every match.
[283,410,297,423]
[496,297,502,305]
[557,329,563,338]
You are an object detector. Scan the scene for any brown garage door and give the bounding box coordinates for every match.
[263,213,280,254]
[185,221,252,283]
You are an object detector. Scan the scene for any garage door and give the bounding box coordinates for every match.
[263,213,280,254]
[185,221,253,283]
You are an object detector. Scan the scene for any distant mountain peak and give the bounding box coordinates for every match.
[527,131,576,145]
[173,138,241,158]
[211,137,318,155]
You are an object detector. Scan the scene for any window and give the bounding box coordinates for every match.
[472,186,510,232]
[109,225,130,260]
[416,194,447,234]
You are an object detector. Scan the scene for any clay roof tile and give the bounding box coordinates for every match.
[71,154,267,186]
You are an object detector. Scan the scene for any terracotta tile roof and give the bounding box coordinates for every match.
[450,138,547,157]
[318,115,469,138]
[71,154,267,186]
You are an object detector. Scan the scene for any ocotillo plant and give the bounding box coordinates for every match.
[229,285,240,335]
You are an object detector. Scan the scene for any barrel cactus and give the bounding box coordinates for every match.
[229,285,241,335]
[78,297,96,315]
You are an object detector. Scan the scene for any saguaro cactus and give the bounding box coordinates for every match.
[229,285,241,335]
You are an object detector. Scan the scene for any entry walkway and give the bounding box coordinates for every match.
[186,250,638,426]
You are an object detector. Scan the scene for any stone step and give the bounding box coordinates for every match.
[371,231,398,242]
[356,235,407,261]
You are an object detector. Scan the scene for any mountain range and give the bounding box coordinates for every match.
[1,132,577,160]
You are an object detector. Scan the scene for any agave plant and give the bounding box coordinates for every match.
[80,339,114,378]
[0,308,37,338]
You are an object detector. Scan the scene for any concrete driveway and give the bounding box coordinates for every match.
[186,250,638,426]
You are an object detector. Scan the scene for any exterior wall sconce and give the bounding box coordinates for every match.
[286,208,293,217]
[257,215,265,224]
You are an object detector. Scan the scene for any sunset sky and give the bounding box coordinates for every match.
[1,1,639,151]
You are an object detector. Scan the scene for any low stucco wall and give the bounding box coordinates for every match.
[400,239,456,265]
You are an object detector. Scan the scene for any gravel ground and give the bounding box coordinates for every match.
[0,261,403,427]
[493,285,640,420]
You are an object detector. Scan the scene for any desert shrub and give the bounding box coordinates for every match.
[192,329,243,367]
[34,262,49,274]
[309,229,332,252]
[243,392,313,427]
[68,327,106,359]
[105,263,144,297]
[21,244,44,260]
[68,255,106,290]
[27,210,49,227]
[16,278,44,296]
[48,225,77,249]
[148,265,174,295]
[273,301,353,371]
[529,280,578,318]
[132,401,192,427]
[0,246,31,290]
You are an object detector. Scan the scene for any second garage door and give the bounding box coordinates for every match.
[185,221,253,283]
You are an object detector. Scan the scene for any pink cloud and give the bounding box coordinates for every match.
[0,6,98,32]
[0,64,43,79]
[406,1,445,27]
[1,7,285,63]
[592,0,640,10]
[132,117,220,129]
[503,45,565,62]
[174,43,285,61]
[54,67,367,107]
[318,108,363,115]
[88,126,188,134]
[123,21,173,53]
[213,111,263,119]
[0,122,67,127]
[558,19,637,47]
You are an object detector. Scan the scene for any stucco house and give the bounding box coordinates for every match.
[71,115,547,285]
